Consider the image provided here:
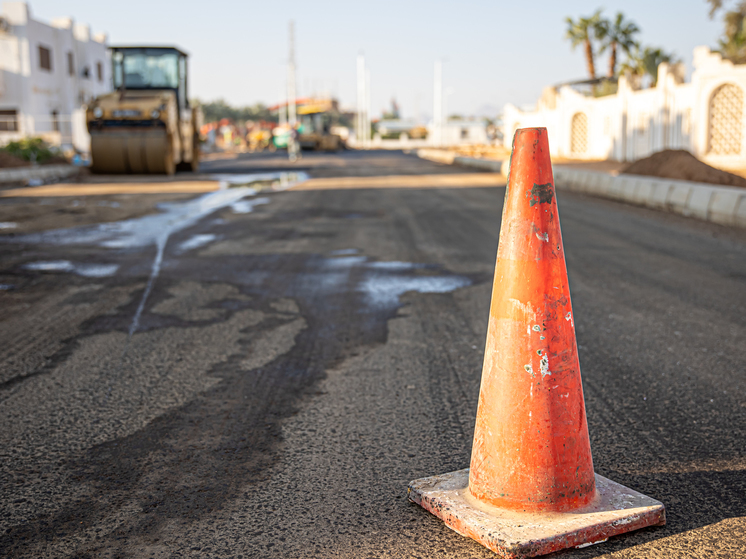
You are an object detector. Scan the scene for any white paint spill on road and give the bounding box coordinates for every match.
[177,234,218,253]
[24,260,74,272]
[24,260,118,278]
[129,233,166,337]
[118,186,268,337]
[359,274,471,308]
[366,261,419,271]
[325,256,367,267]
[212,171,309,191]
[74,264,120,278]
[14,187,259,249]
[231,197,270,214]
[313,255,471,310]
[10,172,297,340]
[330,248,359,256]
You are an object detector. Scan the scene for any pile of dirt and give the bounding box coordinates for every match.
[0,150,30,169]
[621,149,746,188]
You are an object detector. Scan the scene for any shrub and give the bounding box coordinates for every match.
[2,137,56,163]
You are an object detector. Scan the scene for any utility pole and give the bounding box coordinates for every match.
[365,66,371,147]
[433,60,442,147]
[279,87,287,127]
[287,20,298,161]
[288,21,297,127]
[444,86,454,146]
[357,53,369,148]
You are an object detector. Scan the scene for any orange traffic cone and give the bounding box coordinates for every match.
[408,128,665,558]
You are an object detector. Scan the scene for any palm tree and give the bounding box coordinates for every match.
[708,0,746,63]
[565,10,604,79]
[620,45,678,87]
[719,6,746,62]
[597,12,640,77]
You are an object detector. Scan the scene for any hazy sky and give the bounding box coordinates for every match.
[32,0,723,119]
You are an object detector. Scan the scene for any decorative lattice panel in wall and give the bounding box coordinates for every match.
[571,113,588,155]
[708,83,743,155]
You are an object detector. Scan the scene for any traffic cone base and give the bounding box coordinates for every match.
[408,469,665,559]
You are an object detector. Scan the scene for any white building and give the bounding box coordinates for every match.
[430,119,488,146]
[503,47,746,171]
[0,1,110,152]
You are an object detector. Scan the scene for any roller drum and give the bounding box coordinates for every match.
[90,131,173,175]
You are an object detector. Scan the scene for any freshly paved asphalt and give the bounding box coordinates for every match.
[0,150,744,558]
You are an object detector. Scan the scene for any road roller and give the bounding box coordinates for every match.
[87,46,200,174]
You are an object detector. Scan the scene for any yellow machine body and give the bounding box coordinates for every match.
[297,98,343,152]
[86,46,200,175]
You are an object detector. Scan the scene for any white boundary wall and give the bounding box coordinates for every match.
[503,47,746,171]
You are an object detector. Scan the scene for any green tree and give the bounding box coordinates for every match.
[596,12,640,77]
[620,45,678,87]
[707,0,746,63]
[195,99,277,124]
[565,10,605,79]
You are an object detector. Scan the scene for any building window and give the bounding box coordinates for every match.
[0,109,18,131]
[82,65,90,79]
[51,110,59,132]
[708,83,744,155]
[39,45,52,71]
[571,112,589,154]
[67,51,74,76]
[97,61,103,82]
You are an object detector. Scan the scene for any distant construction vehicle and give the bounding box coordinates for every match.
[86,46,200,174]
[297,98,344,151]
[270,98,346,152]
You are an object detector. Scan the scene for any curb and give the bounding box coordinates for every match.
[453,156,503,173]
[0,164,80,185]
[416,149,504,174]
[414,150,746,229]
[416,148,456,165]
[552,168,746,229]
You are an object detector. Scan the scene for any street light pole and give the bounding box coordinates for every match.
[288,20,296,128]
[444,86,454,147]
[279,87,286,127]
[287,20,298,161]
[365,66,371,147]
[433,60,442,147]
[357,53,365,148]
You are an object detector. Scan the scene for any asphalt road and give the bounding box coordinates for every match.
[1,150,744,558]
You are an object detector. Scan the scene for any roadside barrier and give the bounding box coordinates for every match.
[553,168,746,228]
[416,149,504,173]
[453,155,503,173]
[408,128,665,558]
[417,147,746,229]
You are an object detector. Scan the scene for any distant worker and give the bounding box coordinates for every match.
[288,122,301,162]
